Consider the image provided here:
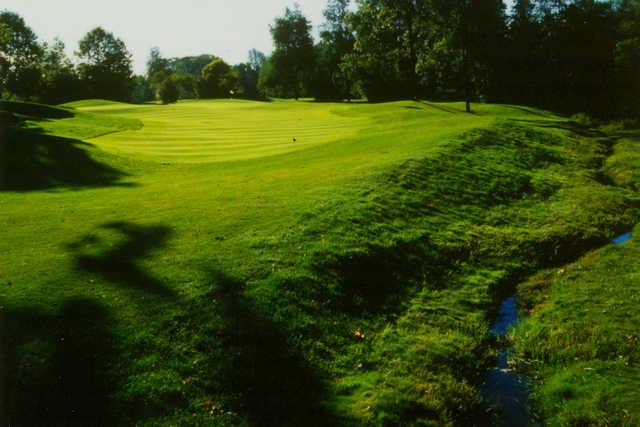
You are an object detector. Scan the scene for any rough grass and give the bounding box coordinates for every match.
[513,227,640,426]
[512,132,640,427]
[1,99,638,426]
[604,129,640,192]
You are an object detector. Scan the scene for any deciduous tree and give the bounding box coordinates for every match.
[39,39,81,104]
[0,11,43,99]
[311,0,355,100]
[76,27,134,101]
[267,7,315,99]
[158,75,179,104]
[198,58,240,98]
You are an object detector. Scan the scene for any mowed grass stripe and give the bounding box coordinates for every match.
[110,123,359,137]
[78,100,371,163]
[103,139,325,152]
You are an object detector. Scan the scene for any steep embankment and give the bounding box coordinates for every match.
[1,100,638,426]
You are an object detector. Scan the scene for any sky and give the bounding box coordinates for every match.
[2,0,328,74]
[3,0,515,75]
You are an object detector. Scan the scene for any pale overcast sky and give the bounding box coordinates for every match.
[3,0,514,75]
[2,0,328,74]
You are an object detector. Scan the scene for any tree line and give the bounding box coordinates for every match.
[262,0,639,118]
[0,11,266,105]
[2,1,639,118]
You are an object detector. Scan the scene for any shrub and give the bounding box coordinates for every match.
[198,59,239,99]
[158,76,179,104]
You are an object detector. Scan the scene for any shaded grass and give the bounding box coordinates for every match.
[0,100,73,119]
[1,99,639,425]
[0,102,141,191]
[3,298,115,426]
[3,126,130,191]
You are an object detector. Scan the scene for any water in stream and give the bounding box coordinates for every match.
[612,231,633,245]
[480,296,531,426]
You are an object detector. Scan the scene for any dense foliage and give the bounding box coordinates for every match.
[259,7,315,99]
[256,0,640,118]
[157,74,180,104]
[0,11,43,99]
[311,0,355,100]
[233,49,266,100]
[0,13,267,105]
[328,0,639,117]
[198,58,240,99]
[76,27,134,101]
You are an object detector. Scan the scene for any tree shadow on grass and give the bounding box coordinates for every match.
[205,269,336,426]
[1,121,132,192]
[0,220,174,426]
[64,221,334,424]
[418,100,470,114]
[509,118,606,138]
[504,104,555,118]
[67,221,176,299]
[1,299,115,426]
[0,100,74,119]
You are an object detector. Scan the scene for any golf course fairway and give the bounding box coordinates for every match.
[2,99,639,426]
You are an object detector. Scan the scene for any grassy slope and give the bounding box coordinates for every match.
[512,130,640,427]
[1,99,638,426]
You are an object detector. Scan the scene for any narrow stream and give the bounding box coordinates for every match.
[612,231,633,245]
[480,295,531,426]
[481,229,634,425]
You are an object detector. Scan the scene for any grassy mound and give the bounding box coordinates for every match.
[0,100,73,119]
[1,99,638,425]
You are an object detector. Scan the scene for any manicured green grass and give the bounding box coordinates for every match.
[63,99,371,162]
[1,99,638,426]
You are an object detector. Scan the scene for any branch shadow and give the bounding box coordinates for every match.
[1,101,133,192]
[1,125,133,192]
[418,100,469,114]
[509,118,606,138]
[6,221,336,425]
[1,299,115,426]
[66,221,176,299]
[505,105,555,118]
[204,269,336,426]
[0,101,74,119]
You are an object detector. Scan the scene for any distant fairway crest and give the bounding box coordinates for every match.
[76,100,370,163]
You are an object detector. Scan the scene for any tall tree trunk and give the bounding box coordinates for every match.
[464,46,471,113]
[400,6,419,98]
[461,0,472,113]
[0,129,6,189]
